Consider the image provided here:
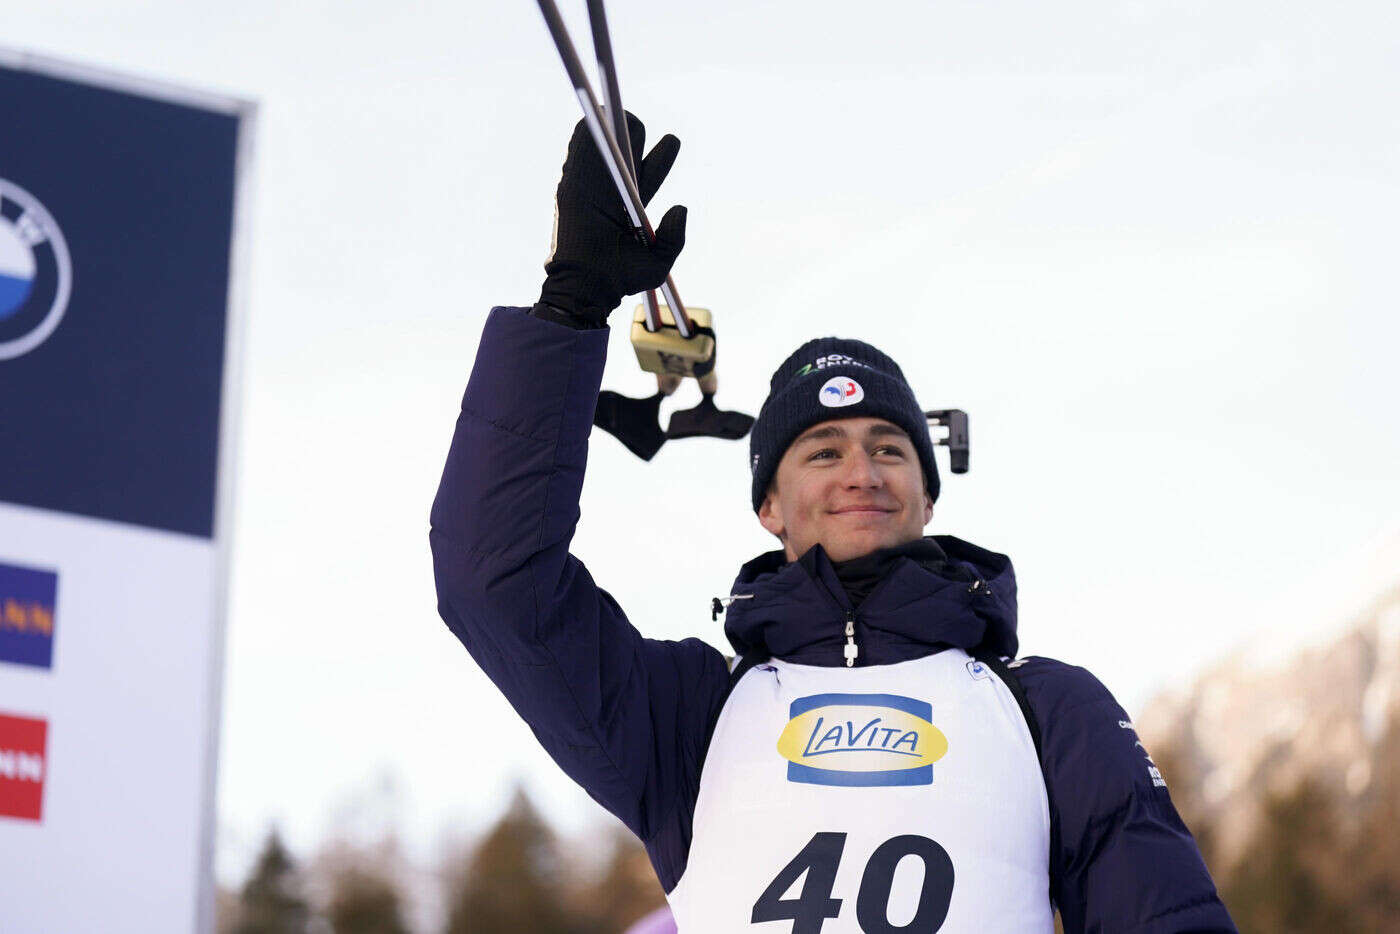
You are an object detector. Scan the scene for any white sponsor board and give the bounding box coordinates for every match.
[1,505,225,930]
[0,50,252,933]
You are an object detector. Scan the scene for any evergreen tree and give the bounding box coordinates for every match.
[1348,719,1400,928]
[326,863,411,934]
[443,788,574,934]
[566,826,665,933]
[1223,780,1357,933]
[235,829,311,934]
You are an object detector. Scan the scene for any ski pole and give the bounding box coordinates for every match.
[582,0,694,338]
[581,0,693,339]
[534,0,695,339]
[583,0,662,332]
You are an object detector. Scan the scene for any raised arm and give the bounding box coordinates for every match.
[427,116,728,889]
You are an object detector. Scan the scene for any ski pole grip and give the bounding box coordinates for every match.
[630,303,716,380]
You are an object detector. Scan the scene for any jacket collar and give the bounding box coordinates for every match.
[721,535,1019,667]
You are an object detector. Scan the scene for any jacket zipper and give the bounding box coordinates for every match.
[844,609,858,667]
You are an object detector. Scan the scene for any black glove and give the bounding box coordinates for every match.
[537,112,687,326]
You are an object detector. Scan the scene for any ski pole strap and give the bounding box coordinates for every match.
[690,324,717,379]
[592,390,668,461]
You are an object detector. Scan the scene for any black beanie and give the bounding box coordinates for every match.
[749,337,939,512]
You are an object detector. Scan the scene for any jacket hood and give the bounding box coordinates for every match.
[722,535,1019,666]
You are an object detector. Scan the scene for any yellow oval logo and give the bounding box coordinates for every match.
[777,702,948,773]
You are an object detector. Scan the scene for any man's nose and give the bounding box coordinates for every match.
[843,449,883,488]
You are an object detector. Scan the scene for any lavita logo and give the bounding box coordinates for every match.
[777,693,947,787]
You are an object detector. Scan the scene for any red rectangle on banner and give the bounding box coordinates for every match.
[0,712,47,822]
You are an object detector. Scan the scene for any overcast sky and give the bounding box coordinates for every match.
[7,0,1399,884]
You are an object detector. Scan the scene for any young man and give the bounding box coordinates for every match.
[430,115,1235,932]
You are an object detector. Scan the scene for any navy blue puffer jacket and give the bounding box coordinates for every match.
[430,307,1236,933]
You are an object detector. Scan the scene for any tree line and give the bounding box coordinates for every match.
[1158,716,1400,931]
[220,787,664,934]
[224,729,1400,934]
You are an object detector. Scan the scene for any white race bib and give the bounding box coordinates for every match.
[667,650,1053,933]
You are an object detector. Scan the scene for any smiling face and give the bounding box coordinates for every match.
[757,416,934,563]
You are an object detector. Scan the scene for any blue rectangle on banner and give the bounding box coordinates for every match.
[0,64,242,538]
[0,561,58,670]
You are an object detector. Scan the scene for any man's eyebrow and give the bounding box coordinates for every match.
[792,422,911,447]
[793,424,847,446]
[868,423,911,439]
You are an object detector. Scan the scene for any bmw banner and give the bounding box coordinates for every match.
[0,50,252,933]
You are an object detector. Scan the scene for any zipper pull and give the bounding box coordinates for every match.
[844,609,858,667]
[711,593,753,621]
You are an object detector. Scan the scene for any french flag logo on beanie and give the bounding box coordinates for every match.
[819,376,865,408]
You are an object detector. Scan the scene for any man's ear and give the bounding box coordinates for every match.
[922,491,934,526]
[758,490,785,540]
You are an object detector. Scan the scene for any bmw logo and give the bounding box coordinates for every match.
[0,179,72,361]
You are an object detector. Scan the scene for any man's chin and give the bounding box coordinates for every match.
[820,529,915,563]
